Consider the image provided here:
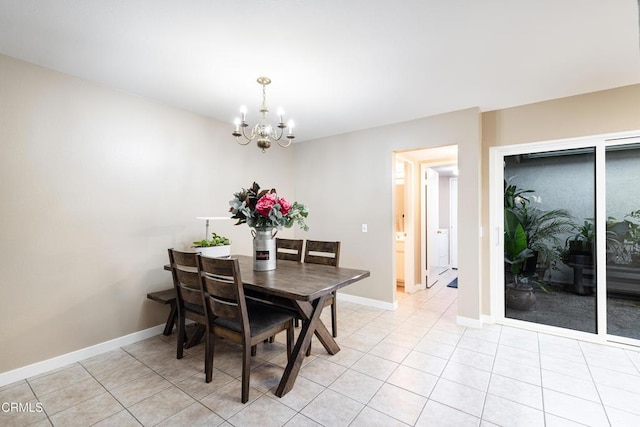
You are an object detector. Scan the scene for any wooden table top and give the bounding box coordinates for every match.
[165,254,370,302]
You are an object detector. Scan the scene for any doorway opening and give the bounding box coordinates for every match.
[393,145,458,295]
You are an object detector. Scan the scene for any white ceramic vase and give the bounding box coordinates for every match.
[196,245,231,258]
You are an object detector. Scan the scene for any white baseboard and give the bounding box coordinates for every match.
[0,324,166,388]
[337,292,397,311]
[457,315,483,329]
[480,314,495,324]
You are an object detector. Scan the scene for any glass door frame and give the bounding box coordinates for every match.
[489,130,640,346]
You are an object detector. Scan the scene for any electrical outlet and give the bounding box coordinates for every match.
[362,224,368,232]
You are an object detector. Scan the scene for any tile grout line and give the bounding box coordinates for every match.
[579,341,614,427]
[478,323,504,425]
[537,330,548,426]
[79,358,146,427]
[24,376,53,426]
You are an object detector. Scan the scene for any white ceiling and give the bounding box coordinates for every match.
[1,0,639,142]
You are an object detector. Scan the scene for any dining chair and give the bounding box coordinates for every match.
[274,238,305,331]
[304,240,341,338]
[275,238,304,262]
[197,255,295,403]
[167,248,206,360]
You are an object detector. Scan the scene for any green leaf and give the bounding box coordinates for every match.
[504,210,533,275]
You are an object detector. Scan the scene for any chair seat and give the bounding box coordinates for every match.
[213,300,295,337]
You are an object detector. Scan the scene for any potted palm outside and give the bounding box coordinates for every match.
[504,181,536,309]
[504,206,537,310]
[510,201,574,282]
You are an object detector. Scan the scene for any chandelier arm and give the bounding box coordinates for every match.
[271,126,285,142]
[277,138,292,148]
[235,126,255,145]
[235,136,252,146]
[244,125,257,141]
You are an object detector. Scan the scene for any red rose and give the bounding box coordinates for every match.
[256,192,277,217]
[279,197,291,215]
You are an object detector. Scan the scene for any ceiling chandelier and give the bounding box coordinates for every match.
[232,77,295,152]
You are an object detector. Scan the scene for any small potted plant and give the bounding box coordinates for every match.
[193,232,231,258]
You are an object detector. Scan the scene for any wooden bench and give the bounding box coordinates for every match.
[147,288,177,335]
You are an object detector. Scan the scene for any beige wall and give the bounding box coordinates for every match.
[0,55,294,374]
[5,49,637,376]
[481,83,640,316]
[292,108,482,322]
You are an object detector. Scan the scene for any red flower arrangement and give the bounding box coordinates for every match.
[229,182,308,231]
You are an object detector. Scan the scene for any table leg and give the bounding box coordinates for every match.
[276,294,332,397]
[295,300,340,355]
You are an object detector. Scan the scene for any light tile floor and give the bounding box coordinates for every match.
[2,272,640,426]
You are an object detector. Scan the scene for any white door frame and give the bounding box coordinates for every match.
[489,130,640,346]
[394,155,418,293]
[449,177,458,269]
[403,159,417,293]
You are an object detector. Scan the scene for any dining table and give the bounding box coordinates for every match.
[164,254,370,397]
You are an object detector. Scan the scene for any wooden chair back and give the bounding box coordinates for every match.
[276,238,304,262]
[197,256,249,336]
[304,240,341,267]
[168,249,205,316]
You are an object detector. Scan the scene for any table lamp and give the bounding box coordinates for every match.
[196,216,231,240]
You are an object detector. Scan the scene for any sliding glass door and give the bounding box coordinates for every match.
[504,148,596,333]
[606,143,640,341]
[493,133,640,345]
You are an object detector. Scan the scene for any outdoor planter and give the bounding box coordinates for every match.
[506,283,536,311]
